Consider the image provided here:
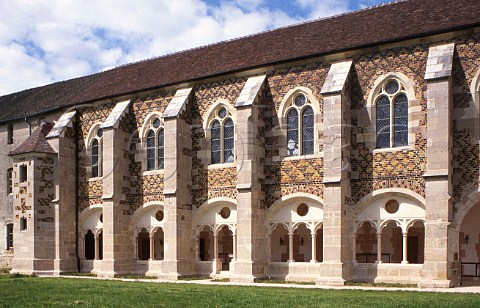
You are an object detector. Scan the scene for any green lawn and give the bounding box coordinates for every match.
[1,275,480,307]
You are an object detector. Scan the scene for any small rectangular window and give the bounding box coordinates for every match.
[20,217,27,231]
[7,124,13,144]
[7,168,13,194]
[6,223,13,249]
[19,165,27,183]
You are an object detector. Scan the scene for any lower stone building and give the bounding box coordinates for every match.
[1,0,480,288]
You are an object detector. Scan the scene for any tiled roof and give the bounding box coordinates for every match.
[1,0,479,123]
[9,122,56,156]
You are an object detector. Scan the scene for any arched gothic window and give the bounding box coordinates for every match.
[91,128,103,178]
[286,93,315,156]
[375,79,408,148]
[145,117,164,171]
[210,107,235,164]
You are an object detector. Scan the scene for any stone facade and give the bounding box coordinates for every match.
[0,10,480,288]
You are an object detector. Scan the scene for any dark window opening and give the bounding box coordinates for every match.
[19,165,27,183]
[20,217,27,231]
[7,124,13,144]
[85,230,95,260]
[7,168,13,194]
[6,223,13,250]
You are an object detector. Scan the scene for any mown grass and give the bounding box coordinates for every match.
[1,274,480,307]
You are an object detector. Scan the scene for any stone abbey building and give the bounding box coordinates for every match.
[1,0,480,288]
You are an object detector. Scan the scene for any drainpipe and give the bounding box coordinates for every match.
[24,117,32,136]
[74,110,80,272]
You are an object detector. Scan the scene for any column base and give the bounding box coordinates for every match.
[316,276,346,286]
[418,279,453,288]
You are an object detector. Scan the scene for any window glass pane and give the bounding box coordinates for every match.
[376,96,390,148]
[223,119,234,163]
[302,107,314,155]
[287,109,299,156]
[385,80,399,95]
[147,130,155,170]
[92,139,99,177]
[211,121,221,164]
[157,129,164,169]
[394,94,408,147]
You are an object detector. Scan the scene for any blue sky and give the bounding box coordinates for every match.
[0,0,389,96]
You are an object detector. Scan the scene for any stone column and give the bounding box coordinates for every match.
[230,76,267,282]
[231,106,268,282]
[376,233,382,264]
[149,235,155,261]
[99,126,132,277]
[160,105,195,279]
[318,60,353,285]
[419,43,455,288]
[232,231,237,261]
[288,233,294,262]
[402,232,408,264]
[213,233,219,273]
[95,233,100,260]
[39,112,79,275]
[311,232,317,263]
[352,233,357,264]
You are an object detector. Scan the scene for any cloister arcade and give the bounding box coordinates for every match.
[352,189,426,283]
[79,205,103,273]
[194,198,237,276]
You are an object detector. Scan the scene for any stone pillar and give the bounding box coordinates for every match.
[376,233,382,264]
[232,231,237,261]
[318,60,353,285]
[149,235,155,261]
[160,110,195,279]
[288,232,294,262]
[231,104,268,282]
[10,122,60,275]
[213,233,219,273]
[95,234,100,260]
[311,232,317,263]
[352,233,357,264]
[419,43,455,288]
[100,127,132,277]
[47,122,77,275]
[402,232,408,264]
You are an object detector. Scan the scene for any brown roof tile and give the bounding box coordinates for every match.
[9,122,56,156]
[1,0,479,123]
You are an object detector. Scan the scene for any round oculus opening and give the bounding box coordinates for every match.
[385,199,400,214]
[218,107,227,119]
[152,118,161,128]
[296,203,309,217]
[294,94,307,107]
[385,80,400,95]
[219,207,231,219]
[155,210,164,222]
[96,128,103,138]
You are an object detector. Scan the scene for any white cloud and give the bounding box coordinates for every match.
[296,0,349,19]
[0,0,352,96]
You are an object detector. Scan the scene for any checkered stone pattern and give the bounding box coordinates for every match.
[194,78,247,119]
[265,158,323,208]
[76,102,115,213]
[36,157,55,223]
[451,33,480,207]
[78,180,103,213]
[350,43,429,204]
[191,78,246,208]
[263,63,328,207]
